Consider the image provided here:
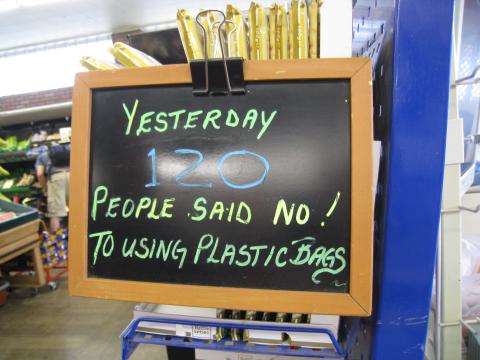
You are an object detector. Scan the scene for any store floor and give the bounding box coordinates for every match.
[0,276,167,360]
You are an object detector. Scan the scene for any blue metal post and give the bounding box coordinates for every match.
[371,0,454,358]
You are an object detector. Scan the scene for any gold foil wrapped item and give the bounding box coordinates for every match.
[269,3,288,59]
[289,0,308,59]
[248,2,269,60]
[109,42,160,68]
[177,9,204,61]
[80,56,121,71]
[309,0,320,58]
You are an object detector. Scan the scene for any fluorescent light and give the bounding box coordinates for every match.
[18,0,62,6]
[0,0,19,12]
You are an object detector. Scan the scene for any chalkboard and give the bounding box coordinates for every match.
[69,59,373,315]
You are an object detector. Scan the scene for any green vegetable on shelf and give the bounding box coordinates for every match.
[2,179,14,189]
[0,166,10,177]
[0,193,11,202]
[17,138,31,151]
[7,136,17,151]
[0,136,18,152]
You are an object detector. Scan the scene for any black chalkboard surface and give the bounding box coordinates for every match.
[88,80,350,292]
[69,60,373,315]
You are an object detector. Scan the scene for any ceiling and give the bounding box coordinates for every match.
[0,0,267,51]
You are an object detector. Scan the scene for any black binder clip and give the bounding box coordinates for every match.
[190,10,245,96]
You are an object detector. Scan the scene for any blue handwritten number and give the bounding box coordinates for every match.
[218,150,270,189]
[145,148,160,188]
[175,149,212,188]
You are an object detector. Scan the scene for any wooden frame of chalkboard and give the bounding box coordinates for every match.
[69,58,373,315]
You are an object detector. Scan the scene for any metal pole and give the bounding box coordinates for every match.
[436,220,443,359]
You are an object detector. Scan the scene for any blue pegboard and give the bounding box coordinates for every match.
[352,0,455,359]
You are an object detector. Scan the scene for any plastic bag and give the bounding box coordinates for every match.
[462,236,480,277]
[462,237,480,318]
[463,273,480,318]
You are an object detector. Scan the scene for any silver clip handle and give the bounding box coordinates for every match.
[195,10,232,94]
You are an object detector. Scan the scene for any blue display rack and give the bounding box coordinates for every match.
[121,0,455,359]
[351,0,454,359]
[121,317,359,360]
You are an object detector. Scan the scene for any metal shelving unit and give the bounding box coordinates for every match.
[0,150,34,164]
[121,0,455,359]
[0,141,70,165]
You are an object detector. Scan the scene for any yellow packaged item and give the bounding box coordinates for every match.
[275,312,288,322]
[248,2,269,60]
[176,9,204,61]
[269,5,276,57]
[230,310,242,341]
[299,0,309,58]
[226,4,249,58]
[309,0,320,58]
[197,11,223,59]
[109,42,160,68]
[215,309,227,340]
[80,56,121,71]
[291,313,302,323]
[288,4,294,58]
[269,3,288,59]
[289,0,308,59]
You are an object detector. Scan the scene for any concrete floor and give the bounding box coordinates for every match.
[0,276,167,360]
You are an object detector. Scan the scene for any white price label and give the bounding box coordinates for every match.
[192,326,212,339]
